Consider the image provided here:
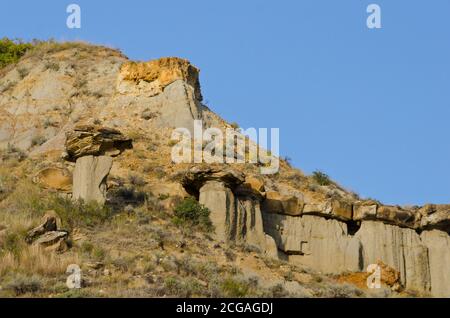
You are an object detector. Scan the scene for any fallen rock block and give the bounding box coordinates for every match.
[25,211,60,243]
[33,231,69,253]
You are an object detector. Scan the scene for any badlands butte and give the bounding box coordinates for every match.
[0,40,449,298]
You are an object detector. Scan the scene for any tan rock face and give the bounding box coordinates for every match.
[420,230,450,297]
[262,191,303,216]
[355,221,431,293]
[263,214,361,274]
[119,57,202,101]
[65,125,132,162]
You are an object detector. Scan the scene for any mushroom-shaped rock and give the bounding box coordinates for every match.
[64,125,132,205]
[65,125,132,162]
[180,166,245,197]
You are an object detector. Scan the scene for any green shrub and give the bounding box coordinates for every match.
[220,278,249,297]
[173,197,212,231]
[45,195,112,230]
[312,170,332,186]
[0,38,34,68]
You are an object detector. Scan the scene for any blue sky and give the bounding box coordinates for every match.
[1,0,450,205]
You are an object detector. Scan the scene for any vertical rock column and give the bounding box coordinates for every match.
[72,155,113,205]
[199,180,236,241]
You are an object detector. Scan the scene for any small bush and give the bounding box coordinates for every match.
[312,170,332,186]
[173,197,212,231]
[45,195,112,230]
[31,135,47,147]
[44,61,60,72]
[5,274,43,296]
[17,67,29,79]
[220,278,249,297]
[128,174,146,187]
[0,38,34,68]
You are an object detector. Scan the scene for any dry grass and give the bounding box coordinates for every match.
[0,245,80,277]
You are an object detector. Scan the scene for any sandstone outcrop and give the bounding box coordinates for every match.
[65,125,132,162]
[118,57,202,101]
[263,213,361,274]
[418,204,450,232]
[183,167,277,257]
[303,198,353,221]
[33,167,72,192]
[262,191,303,216]
[355,221,431,293]
[72,155,113,205]
[353,201,419,229]
[420,230,450,297]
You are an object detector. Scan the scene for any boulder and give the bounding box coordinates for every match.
[25,211,68,253]
[418,204,450,232]
[65,125,132,162]
[33,167,72,192]
[263,213,362,274]
[72,155,113,205]
[25,212,60,243]
[420,230,450,297]
[33,231,69,253]
[262,191,303,216]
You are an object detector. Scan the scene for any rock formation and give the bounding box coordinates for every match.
[25,211,68,253]
[65,125,131,204]
[181,165,450,296]
[1,44,449,297]
[181,166,278,258]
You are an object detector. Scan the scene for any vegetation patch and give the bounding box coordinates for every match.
[172,197,213,231]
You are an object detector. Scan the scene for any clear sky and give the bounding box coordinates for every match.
[1,0,450,205]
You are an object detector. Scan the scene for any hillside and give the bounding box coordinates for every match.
[0,40,448,298]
